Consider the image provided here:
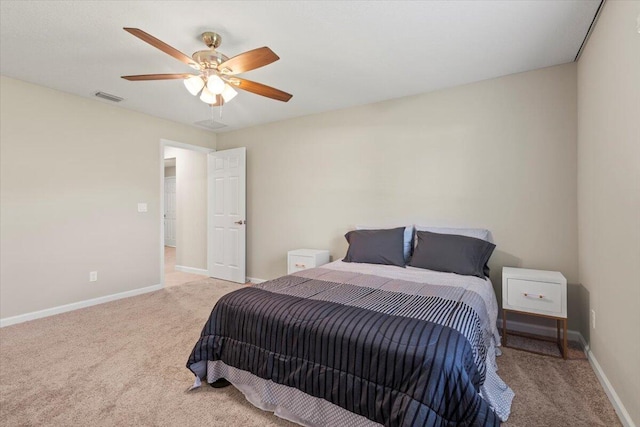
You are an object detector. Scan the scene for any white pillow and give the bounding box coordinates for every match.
[414,226,494,244]
[356,225,414,263]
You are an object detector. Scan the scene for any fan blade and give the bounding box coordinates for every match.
[124,28,198,68]
[218,47,279,75]
[227,77,292,102]
[121,73,195,81]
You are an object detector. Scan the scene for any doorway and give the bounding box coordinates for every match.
[161,139,213,288]
[159,139,247,287]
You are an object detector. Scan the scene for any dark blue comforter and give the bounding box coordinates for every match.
[188,282,499,426]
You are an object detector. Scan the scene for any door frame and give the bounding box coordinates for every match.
[159,139,215,288]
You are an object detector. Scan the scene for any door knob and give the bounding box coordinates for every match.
[234,220,246,225]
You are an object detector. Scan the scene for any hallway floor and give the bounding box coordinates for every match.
[164,246,208,287]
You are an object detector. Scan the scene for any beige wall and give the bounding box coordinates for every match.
[218,64,579,303]
[0,76,216,319]
[163,147,208,270]
[577,1,640,424]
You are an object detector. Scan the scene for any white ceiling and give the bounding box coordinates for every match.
[0,1,600,133]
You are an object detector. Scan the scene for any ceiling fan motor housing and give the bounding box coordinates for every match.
[192,50,229,70]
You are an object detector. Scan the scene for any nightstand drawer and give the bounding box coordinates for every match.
[288,255,315,273]
[506,278,562,315]
[288,249,330,274]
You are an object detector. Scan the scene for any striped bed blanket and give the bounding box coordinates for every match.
[187,261,513,426]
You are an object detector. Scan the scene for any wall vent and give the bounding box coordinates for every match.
[194,119,227,130]
[94,91,124,102]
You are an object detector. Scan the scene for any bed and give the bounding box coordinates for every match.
[187,229,514,426]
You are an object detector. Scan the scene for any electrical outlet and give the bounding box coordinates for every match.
[89,271,98,282]
[591,309,596,329]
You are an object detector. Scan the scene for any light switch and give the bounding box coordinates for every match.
[137,203,148,213]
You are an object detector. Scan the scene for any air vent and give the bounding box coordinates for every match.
[94,91,124,102]
[194,120,227,130]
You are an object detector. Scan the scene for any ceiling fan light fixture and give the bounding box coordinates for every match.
[206,74,226,95]
[199,86,217,104]
[221,84,238,103]
[184,75,204,96]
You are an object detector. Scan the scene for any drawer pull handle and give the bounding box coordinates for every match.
[523,292,544,299]
[295,263,306,268]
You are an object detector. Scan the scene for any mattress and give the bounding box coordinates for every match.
[188,260,514,426]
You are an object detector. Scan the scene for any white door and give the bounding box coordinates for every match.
[164,176,176,247]
[208,147,246,283]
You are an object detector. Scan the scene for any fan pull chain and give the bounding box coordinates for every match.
[210,103,223,122]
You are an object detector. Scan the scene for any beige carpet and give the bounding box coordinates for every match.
[0,278,621,427]
[501,332,586,360]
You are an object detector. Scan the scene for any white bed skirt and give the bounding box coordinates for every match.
[207,360,381,427]
[204,358,511,425]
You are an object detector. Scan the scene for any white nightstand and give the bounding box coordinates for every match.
[502,267,568,358]
[287,249,330,274]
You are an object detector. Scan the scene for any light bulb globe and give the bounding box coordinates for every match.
[183,75,204,96]
[206,74,226,95]
[221,84,238,103]
[199,86,217,104]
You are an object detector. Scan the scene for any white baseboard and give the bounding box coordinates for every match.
[576,330,588,352]
[0,284,163,328]
[585,345,636,427]
[247,277,266,284]
[499,317,583,343]
[500,318,634,427]
[175,265,208,275]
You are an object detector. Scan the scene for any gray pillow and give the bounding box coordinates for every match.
[356,225,414,263]
[409,231,495,278]
[343,227,406,267]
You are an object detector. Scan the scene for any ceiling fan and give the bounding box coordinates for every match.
[121,28,292,106]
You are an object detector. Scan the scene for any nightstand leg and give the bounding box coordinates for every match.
[502,310,507,347]
[556,319,561,346]
[563,318,568,359]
